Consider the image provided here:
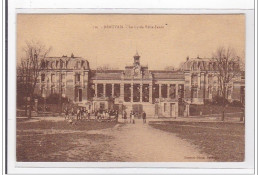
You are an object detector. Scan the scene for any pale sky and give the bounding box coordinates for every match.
[17,14,245,70]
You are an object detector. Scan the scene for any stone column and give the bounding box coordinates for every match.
[149,83,153,103]
[176,84,179,99]
[201,72,204,87]
[85,82,88,100]
[131,83,133,102]
[103,83,106,97]
[112,83,114,97]
[81,72,84,87]
[198,73,201,89]
[205,73,209,89]
[167,84,170,98]
[95,83,98,97]
[186,104,190,117]
[159,84,162,98]
[140,84,143,102]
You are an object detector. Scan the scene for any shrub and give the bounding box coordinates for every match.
[46,93,70,104]
[212,95,229,106]
[230,100,243,107]
[32,94,45,104]
[204,99,212,105]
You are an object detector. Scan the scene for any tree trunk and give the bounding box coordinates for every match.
[28,94,33,119]
[240,108,244,122]
[221,94,225,121]
[221,107,225,121]
[25,97,28,117]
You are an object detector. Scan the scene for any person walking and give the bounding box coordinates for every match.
[142,111,146,124]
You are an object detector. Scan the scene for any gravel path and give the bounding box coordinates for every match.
[88,119,211,162]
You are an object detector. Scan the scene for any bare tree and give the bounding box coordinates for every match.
[17,41,51,118]
[212,47,243,121]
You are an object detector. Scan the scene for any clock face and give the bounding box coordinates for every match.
[133,67,141,77]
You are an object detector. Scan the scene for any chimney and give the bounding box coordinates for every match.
[186,56,189,61]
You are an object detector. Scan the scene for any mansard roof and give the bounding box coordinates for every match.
[90,69,184,80]
[182,57,217,71]
[42,56,90,70]
[182,57,240,72]
[151,70,184,80]
[90,70,123,80]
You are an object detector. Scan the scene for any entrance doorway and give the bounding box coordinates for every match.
[132,104,143,119]
[79,89,82,102]
[170,103,175,117]
[155,103,159,116]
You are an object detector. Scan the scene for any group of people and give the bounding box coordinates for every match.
[64,107,91,120]
[94,109,119,121]
[123,110,146,124]
[64,106,147,123]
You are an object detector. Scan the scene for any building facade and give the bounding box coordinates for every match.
[32,53,245,118]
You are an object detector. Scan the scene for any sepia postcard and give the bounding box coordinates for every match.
[15,14,246,164]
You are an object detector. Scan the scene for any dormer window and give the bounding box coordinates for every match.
[193,62,197,71]
[76,61,81,69]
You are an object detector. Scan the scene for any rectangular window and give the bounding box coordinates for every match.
[133,84,141,102]
[153,84,159,99]
[76,74,80,81]
[164,103,167,112]
[97,84,104,97]
[191,74,198,86]
[169,84,176,99]
[178,84,184,99]
[142,84,149,102]
[51,86,55,94]
[41,74,45,82]
[114,84,120,97]
[161,84,167,98]
[124,84,131,102]
[106,84,112,97]
[89,83,95,98]
[51,74,55,83]
[61,74,65,82]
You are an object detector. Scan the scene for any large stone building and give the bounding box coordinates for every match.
[32,53,245,117]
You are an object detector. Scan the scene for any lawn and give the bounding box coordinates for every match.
[17,120,120,162]
[189,104,243,116]
[149,121,245,162]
